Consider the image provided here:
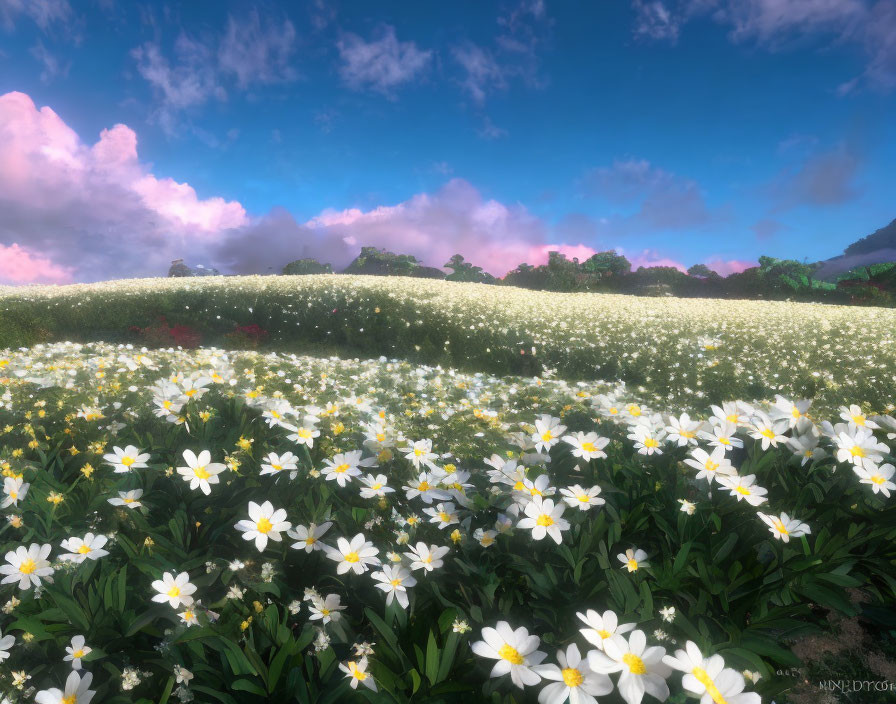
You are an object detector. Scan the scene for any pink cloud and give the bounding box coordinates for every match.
[0,91,248,281]
[0,243,73,284]
[704,258,757,276]
[628,249,687,272]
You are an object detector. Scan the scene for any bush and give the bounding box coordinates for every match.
[282,259,333,276]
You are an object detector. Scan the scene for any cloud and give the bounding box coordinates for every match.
[0,91,247,284]
[0,243,73,284]
[336,25,432,94]
[704,257,757,275]
[630,0,896,93]
[751,218,786,239]
[29,40,70,83]
[218,9,296,89]
[453,43,507,103]
[769,143,862,209]
[132,10,297,133]
[582,158,724,231]
[0,0,71,31]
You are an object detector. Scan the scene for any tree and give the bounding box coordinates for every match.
[687,263,715,278]
[444,254,497,283]
[283,258,333,275]
[343,247,444,278]
[581,251,631,278]
[168,259,191,277]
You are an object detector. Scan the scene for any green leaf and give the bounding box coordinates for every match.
[425,630,439,685]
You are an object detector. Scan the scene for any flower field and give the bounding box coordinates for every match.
[0,339,894,703]
[2,275,895,415]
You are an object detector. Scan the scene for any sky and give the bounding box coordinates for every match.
[0,0,895,284]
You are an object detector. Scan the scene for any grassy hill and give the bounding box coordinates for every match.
[1,275,894,414]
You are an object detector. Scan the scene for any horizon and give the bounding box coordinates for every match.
[1,0,895,284]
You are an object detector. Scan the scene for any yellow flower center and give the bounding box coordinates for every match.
[581,442,597,452]
[726,413,739,423]
[194,466,211,479]
[850,445,865,458]
[609,407,619,414]
[256,517,273,534]
[597,629,611,639]
[644,438,659,448]
[183,610,194,621]
[334,463,350,473]
[680,430,696,438]
[121,456,135,467]
[297,428,312,438]
[622,653,646,675]
[185,388,197,397]
[541,431,553,442]
[577,494,590,503]
[852,415,866,426]
[772,519,789,535]
[627,559,639,571]
[168,586,181,597]
[439,511,451,522]
[306,536,316,544]
[735,486,751,496]
[536,514,554,527]
[390,578,402,587]
[19,559,36,574]
[62,696,77,704]
[271,464,283,471]
[417,481,430,491]
[562,667,584,687]
[719,437,731,446]
[498,644,524,665]
[871,474,885,485]
[760,428,775,439]
[344,552,360,563]
[72,648,85,658]
[321,608,330,616]
[692,667,729,704]
[123,497,136,504]
[351,664,368,681]
[791,407,801,419]
[78,545,92,554]
[513,481,525,491]
[414,447,424,457]
[705,460,719,471]
[371,483,383,490]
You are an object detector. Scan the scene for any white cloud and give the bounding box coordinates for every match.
[336,25,432,94]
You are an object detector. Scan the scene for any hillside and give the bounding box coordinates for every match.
[1,275,894,414]
[817,217,896,280]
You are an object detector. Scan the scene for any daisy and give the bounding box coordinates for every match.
[577,609,637,651]
[534,643,613,704]
[618,548,648,573]
[834,427,889,469]
[628,422,666,456]
[285,421,321,448]
[770,396,812,429]
[35,671,96,704]
[678,499,696,515]
[404,439,438,470]
[235,501,291,552]
[0,543,54,590]
[663,641,760,704]
[288,522,332,552]
[103,445,150,473]
[747,413,788,450]
[533,415,567,453]
[560,484,605,511]
[718,474,768,506]
[308,593,346,624]
[474,528,498,547]
[262,400,295,428]
[59,533,109,563]
[839,405,879,430]
[403,472,450,504]
[359,473,394,499]
[683,447,735,484]
[587,630,671,704]
[787,433,827,466]
[151,571,196,609]
[853,463,895,498]
[757,512,811,542]
[665,413,703,447]
[260,451,299,479]
[176,449,226,495]
[517,497,570,544]
[321,451,375,487]
[340,657,377,692]
[1,477,28,508]
[371,565,416,608]
[108,489,143,508]
[63,635,92,670]
[698,421,743,452]
[0,627,14,661]
[325,533,380,575]
[424,502,460,529]
[404,542,451,572]
[471,621,547,689]
[179,609,199,626]
[563,432,610,461]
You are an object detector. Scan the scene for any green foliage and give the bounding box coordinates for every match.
[343,248,444,279]
[283,259,333,276]
[444,255,497,284]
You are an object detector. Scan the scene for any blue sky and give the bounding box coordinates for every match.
[1,0,894,282]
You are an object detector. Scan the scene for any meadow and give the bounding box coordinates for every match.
[0,278,894,703]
